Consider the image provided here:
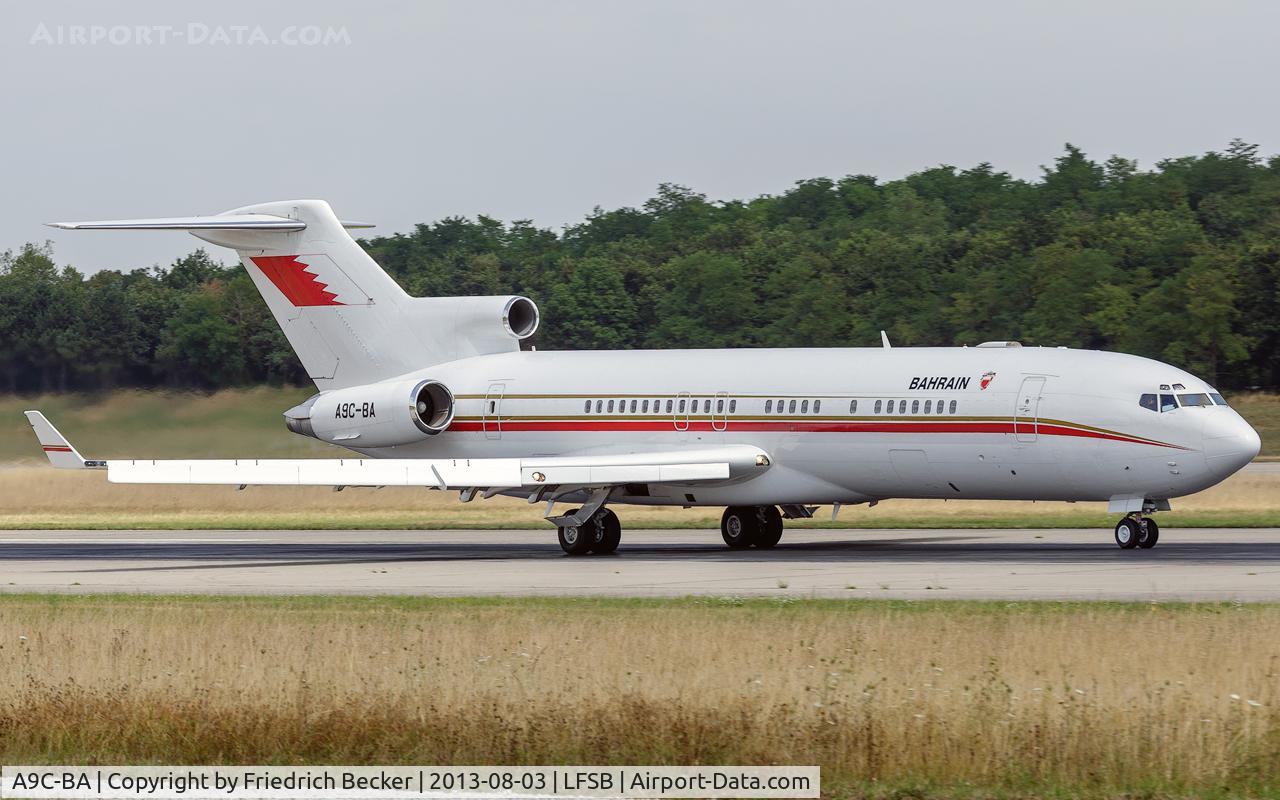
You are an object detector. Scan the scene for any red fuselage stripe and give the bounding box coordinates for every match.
[446,420,1182,448]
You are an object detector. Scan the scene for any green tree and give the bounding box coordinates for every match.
[156,282,246,387]
[649,252,756,348]
[543,257,639,350]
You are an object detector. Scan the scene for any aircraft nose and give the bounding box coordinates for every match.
[1202,413,1262,478]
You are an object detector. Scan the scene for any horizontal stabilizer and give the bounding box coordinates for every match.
[46,215,373,232]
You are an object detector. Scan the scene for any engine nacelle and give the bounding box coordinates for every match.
[444,295,540,340]
[284,378,455,447]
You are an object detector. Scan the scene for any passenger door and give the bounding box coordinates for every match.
[712,391,729,432]
[673,391,691,440]
[483,383,504,440]
[1014,376,1046,443]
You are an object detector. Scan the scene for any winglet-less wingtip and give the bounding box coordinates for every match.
[23,411,102,469]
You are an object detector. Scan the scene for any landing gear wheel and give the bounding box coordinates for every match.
[592,509,622,554]
[1137,517,1159,549]
[753,506,784,549]
[1114,517,1140,549]
[557,508,595,555]
[721,506,759,548]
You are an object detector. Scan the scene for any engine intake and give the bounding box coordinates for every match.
[410,379,454,434]
[503,296,539,339]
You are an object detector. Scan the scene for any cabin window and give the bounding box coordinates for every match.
[813,399,821,413]
[1210,392,1228,406]
[642,400,649,413]
[898,400,907,414]
[607,400,615,413]
[849,400,858,414]
[678,399,686,413]
[801,399,809,414]
[630,399,638,413]
[703,399,711,413]
[948,400,957,414]
[1139,393,1157,412]
[595,399,603,413]
[924,400,932,414]
[584,400,592,413]
[788,399,797,413]
[729,399,737,413]
[1160,394,1177,412]
[716,398,724,413]
[936,401,944,415]
[1178,393,1212,407]
[777,399,785,413]
[911,400,919,414]
[667,399,674,413]
[873,400,882,414]
[765,399,772,414]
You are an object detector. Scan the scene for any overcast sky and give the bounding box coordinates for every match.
[4,0,1279,273]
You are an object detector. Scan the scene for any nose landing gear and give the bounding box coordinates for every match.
[1114,514,1160,549]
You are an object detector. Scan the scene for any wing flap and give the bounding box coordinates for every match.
[28,410,769,490]
[107,458,525,488]
[106,452,744,489]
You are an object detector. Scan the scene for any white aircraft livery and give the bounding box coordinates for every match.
[28,199,1261,553]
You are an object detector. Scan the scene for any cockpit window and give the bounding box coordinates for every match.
[1178,393,1212,407]
[1159,394,1177,412]
[1139,393,1157,412]
[1210,392,1228,406]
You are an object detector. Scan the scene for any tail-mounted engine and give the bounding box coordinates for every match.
[285,378,455,447]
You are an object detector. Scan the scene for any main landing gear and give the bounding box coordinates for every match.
[1114,515,1159,550]
[557,507,622,556]
[721,506,785,549]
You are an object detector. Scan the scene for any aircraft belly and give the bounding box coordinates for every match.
[369,424,1196,505]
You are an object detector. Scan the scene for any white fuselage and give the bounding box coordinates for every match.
[341,345,1261,508]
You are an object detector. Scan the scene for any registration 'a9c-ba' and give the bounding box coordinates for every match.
[27,199,1261,554]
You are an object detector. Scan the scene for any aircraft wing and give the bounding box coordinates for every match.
[24,411,768,490]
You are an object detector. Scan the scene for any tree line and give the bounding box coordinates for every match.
[2,140,1278,393]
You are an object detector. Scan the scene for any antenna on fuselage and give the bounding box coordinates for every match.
[880,330,892,349]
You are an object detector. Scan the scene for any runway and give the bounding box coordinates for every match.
[1,527,1278,600]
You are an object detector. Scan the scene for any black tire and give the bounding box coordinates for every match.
[753,505,784,549]
[557,508,595,555]
[721,506,759,548]
[593,509,622,554]
[1137,517,1159,549]
[1114,517,1140,549]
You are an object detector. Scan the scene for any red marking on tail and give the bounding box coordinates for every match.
[42,445,73,452]
[250,256,342,306]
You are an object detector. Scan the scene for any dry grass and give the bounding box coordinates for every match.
[0,387,335,462]
[0,595,1276,797]
[0,465,1276,530]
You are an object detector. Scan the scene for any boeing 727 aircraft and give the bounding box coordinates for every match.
[27,200,1261,553]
